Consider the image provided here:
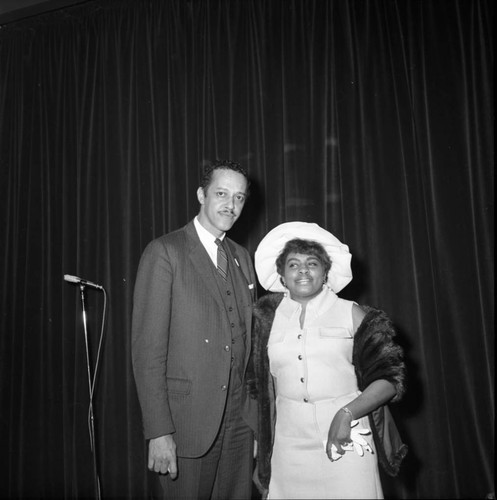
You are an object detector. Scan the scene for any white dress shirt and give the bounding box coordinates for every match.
[193,216,225,266]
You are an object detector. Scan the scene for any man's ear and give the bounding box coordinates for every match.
[197,187,205,204]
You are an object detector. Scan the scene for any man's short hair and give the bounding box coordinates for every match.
[200,159,250,194]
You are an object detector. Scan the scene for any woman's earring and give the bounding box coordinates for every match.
[280,277,288,296]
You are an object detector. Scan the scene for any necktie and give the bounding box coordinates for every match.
[215,238,228,281]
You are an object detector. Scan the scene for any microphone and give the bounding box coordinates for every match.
[64,274,103,290]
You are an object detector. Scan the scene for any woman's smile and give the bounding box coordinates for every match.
[283,252,326,304]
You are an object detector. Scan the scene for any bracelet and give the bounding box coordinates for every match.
[340,407,354,419]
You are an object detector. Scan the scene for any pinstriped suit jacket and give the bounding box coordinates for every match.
[132,220,257,457]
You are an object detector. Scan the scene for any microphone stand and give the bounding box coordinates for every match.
[79,284,101,500]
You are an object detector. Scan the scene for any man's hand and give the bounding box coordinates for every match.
[148,434,178,479]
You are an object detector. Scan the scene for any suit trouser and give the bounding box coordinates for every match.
[159,366,254,500]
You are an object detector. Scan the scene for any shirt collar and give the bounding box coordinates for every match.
[278,286,338,320]
[194,216,225,264]
[194,216,225,241]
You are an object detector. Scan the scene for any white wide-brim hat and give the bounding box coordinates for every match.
[254,221,353,293]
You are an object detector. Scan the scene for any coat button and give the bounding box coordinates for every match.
[300,377,305,383]
[224,345,231,351]
[221,385,227,391]
[298,355,303,360]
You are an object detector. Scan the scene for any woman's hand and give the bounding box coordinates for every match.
[326,408,353,461]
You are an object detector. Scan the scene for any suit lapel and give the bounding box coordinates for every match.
[224,240,252,307]
[185,222,226,311]
[184,222,254,338]
[224,239,255,367]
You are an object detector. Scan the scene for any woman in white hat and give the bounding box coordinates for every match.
[248,222,407,499]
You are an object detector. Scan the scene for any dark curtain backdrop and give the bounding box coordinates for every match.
[0,0,493,498]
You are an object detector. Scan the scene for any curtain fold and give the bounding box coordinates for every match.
[0,1,493,498]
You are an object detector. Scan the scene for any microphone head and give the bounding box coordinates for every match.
[64,274,79,283]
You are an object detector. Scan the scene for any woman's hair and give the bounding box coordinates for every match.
[276,238,332,277]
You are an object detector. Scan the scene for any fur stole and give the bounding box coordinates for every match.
[353,305,406,400]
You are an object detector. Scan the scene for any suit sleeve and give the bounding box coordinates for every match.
[131,238,175,439]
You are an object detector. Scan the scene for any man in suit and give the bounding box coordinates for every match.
[132,160,257,499]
